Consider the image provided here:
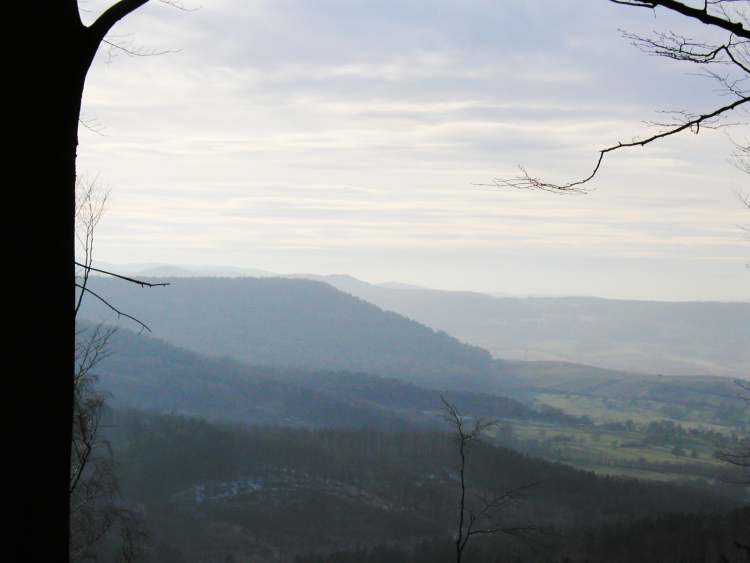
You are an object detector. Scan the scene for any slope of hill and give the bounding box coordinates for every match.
[107,409,741,563]
[86,324,581,429]
[87,325,749,485]
[79,276,494,391]
[486,358,748,432]
[89,325,402,428]
[297,274,750,378]
[86,266,749,377]
[496,360,744,402]
[77,272,748,425]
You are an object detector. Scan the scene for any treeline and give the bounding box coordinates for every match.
[90,323,593,431]
[97,408,746,562]
[601,418,745,449]
[575,507,750,563]
[110,409,738,517]
[641,419,745,450]
[294,508,750,563]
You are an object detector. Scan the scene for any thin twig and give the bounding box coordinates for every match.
[481,95,749,193]
[75,284,152,333]
[75,262,170,288]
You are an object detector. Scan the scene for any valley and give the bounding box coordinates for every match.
[74,274,750,561]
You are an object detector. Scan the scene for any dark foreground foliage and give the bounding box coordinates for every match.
[294,508,750,563]
[90,409,745,562]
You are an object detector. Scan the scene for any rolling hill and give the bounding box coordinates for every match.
[85,323,583,429]
[84,266,749,378]
[78,274,749,420]
[78,276,494,391]
[295,274,750,378]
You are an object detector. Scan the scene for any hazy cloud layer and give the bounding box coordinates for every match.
[79,0,749,300]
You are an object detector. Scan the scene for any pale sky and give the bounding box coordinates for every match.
[78,0,749,301]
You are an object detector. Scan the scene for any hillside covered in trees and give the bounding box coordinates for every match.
[100,409,745,563]
[79,277,494,391]
[291,274,750,378]
[86,322,595,431]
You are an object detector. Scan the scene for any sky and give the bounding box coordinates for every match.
[78,0,750,301]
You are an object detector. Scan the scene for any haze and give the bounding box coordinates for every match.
[79,0,749,301]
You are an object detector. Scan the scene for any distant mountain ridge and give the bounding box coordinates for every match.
[93,261,275,279]
[79,276,494,391]
[96,263,747,377]
[293,274,750,378]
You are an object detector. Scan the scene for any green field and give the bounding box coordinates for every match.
[496,416,741,484]
[534,392,747,432]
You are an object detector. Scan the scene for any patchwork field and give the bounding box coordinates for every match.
[534,393,748,432]
[497,408,746,487]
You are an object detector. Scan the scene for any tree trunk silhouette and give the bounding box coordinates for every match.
[15,16,87,563]
[11,3,151,561]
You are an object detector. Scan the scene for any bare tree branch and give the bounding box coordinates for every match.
[75,176,109,317]
[101,37,178,58]
[488,1,750,193]
[71,324,150,561]
[610,0,750,40]
[441,396,540,562]
[89,0,151,45]
[483,95,750,193]
[731,134,750,172]
[79,117,107,136]
[75,284,152,332]
[71,178,154,559]
[75,262,170,288]
[623,29,750,76]
[88,0,194,48]
[74,175,168,337]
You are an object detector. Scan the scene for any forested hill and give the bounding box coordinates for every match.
[106,409,741,562]
[298,274,750,378]
[79,276,493,390]
[85,324,583,429]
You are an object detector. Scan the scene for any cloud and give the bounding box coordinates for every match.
[78,0,750,300]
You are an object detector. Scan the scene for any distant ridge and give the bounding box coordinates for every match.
[92,261,276,279]
[85,264,749,378]
[79,276,494,391]
[296,274,750,379]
